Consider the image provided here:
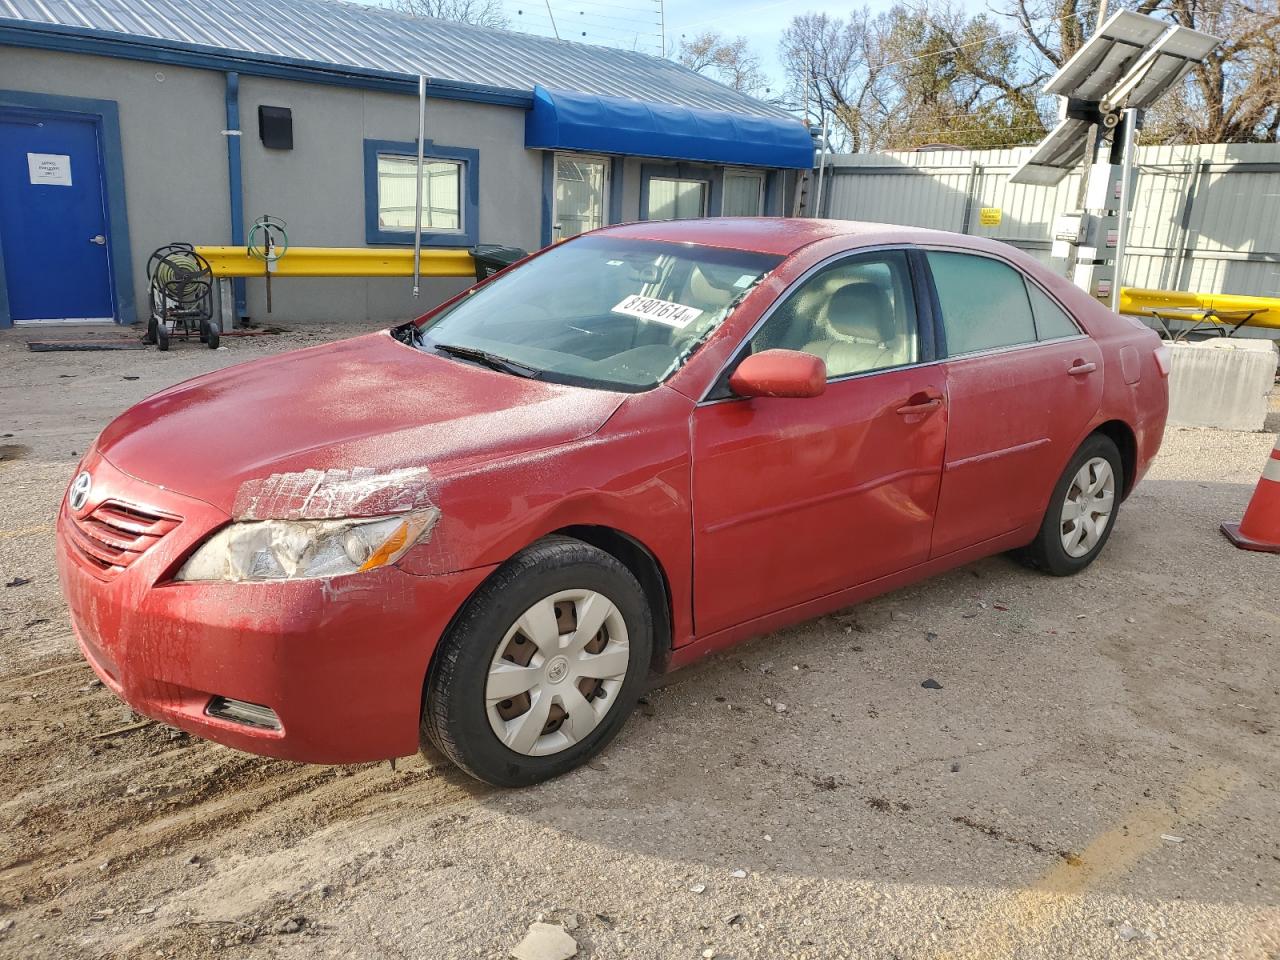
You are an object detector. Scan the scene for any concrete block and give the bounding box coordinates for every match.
[1167,338,1278,432]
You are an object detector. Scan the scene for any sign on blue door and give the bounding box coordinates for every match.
[0,114,114,322]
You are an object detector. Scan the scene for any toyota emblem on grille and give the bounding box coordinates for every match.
[69,472,93,512]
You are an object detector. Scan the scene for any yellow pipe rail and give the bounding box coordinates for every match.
[193,246,478,279]
[1118,286,1280,330]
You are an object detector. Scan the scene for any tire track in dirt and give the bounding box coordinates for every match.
[0,648,488,960]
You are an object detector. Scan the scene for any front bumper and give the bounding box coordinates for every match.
[56,450,493,764]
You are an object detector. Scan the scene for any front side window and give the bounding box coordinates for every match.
[554,155,609,240]
[928,251,1036,356]
[415,235,780,391]
[647,177,708,220]
[722,172,765,217]
[376,155,461,232]
[746,251,919,379]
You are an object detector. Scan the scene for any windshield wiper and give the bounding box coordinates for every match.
[432,342,541,379]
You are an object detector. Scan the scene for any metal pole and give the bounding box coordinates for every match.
[813,123,829,218]
[412,74,426,299]
[1110,108,1138,310]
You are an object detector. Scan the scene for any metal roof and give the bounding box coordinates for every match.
[0,0,791,120]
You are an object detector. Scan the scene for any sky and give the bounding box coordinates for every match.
[359,0,917,96]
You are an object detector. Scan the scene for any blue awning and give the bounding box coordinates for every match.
[525,86,815,170]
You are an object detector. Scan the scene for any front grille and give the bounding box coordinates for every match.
[67,500,180,577]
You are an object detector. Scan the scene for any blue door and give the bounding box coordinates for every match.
[0,114,114,322]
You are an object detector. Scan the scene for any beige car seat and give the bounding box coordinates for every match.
[803,283,908,376]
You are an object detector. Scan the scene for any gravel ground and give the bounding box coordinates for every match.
[1,323,1277,960]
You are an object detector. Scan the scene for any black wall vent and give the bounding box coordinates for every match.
[258,106,293,150]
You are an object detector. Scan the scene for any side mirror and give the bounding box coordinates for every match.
[728,349,827,399]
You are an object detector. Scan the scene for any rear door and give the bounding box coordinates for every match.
[925,250,1103,557]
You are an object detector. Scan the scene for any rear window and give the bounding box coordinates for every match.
[1027,283,1081,340]
[927,251,1037,356]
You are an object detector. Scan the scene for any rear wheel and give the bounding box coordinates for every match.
[143,317,158,345]
[1020,433,1122,576]
[156,322,170,352]
[206,318,220,350]
[422,537,653,786]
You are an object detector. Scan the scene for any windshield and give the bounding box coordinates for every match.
[413,235,782,391]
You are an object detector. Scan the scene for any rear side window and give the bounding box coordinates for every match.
[928,251,1036,356]
[1027,283,1081,340]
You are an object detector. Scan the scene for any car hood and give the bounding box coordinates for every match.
[96,332,626,518]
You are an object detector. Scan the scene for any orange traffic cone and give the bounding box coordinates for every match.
[1221,434,1280,553]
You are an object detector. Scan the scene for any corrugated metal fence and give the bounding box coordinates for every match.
[821,142,1280,297]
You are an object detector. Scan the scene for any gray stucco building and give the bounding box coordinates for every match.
[0,0,812,329]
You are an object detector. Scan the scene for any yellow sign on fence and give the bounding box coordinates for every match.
[978,207,1002,227]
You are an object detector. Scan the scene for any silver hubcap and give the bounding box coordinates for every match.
[1060,456,1116,558]
[485,589,630,757]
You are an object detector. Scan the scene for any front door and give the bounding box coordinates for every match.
[0,113,114,323]
[691,249,948,636]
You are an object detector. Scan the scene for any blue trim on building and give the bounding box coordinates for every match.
[0,21,534,107]
[224,72,247,321]
[638,162,723,221]
[540,152,554,248]
[363,138,479,248]
[0,89,134,328]
[527,86,813,170]
[608,157,624,225]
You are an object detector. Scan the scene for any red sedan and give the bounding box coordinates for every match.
[57,219,1169,786]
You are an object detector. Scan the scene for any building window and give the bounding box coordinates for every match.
[553,154,609,241]
[363,139,478,247]
[647,177,708,220]
[376,155,461,232]
[722,171,765,217]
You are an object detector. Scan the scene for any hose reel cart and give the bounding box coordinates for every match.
[145,243,218,350]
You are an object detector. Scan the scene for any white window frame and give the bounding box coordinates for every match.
[646,176,710,220]
[552,152,611,242]
[722,169,766,217]
[376,153,465,236]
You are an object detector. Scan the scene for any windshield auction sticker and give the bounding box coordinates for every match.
[612,294,703,329]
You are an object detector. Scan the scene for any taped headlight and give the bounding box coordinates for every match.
[175,510,438,583]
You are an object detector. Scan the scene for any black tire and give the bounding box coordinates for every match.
[423,536,653,787]
[199,320,209,343]
[1019,433,1123,576]
[206,319,220,350]
[156,323,170,352]
[143,317,158,345]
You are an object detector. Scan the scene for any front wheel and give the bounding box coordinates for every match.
[1019,433,1123,576]
[423,537,653,787]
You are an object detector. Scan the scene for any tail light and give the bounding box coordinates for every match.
[1153,344,1172,377]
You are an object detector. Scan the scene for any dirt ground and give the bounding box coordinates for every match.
[1,322,1278,960]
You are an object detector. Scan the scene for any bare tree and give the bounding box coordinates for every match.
[392,0,510,30]
[779,4,1048,151]
[677,31,771,97]
[779,11,888,151]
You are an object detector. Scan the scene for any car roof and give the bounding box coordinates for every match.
[596,218,976,256]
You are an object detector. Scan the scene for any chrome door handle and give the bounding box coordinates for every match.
[89,235,106,246]
[1067,361,1097,376]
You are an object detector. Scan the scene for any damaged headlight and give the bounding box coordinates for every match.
[174,510,438,583]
